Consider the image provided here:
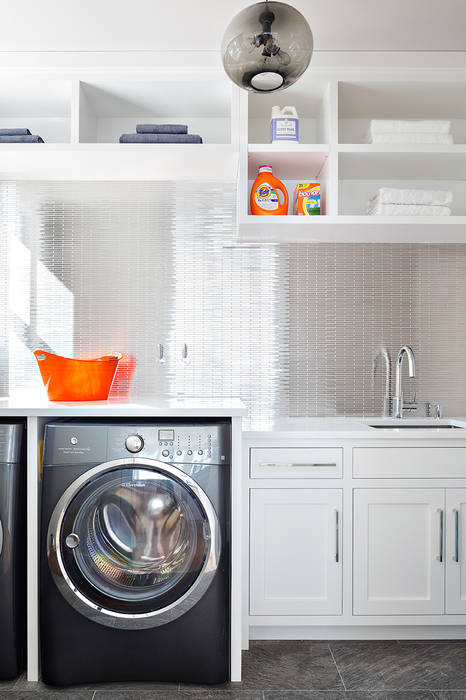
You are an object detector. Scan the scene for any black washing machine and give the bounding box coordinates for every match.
[0,421,26,680]
[40,419,230,686]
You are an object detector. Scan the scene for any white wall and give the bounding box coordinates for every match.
[0,0,465,53]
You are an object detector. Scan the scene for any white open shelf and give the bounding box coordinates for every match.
[0,78,72,143]
[248,77,331,145]
[78,76,233,144]
[338,81,466,144]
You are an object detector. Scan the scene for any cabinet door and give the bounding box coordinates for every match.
[250,489,342,615]
[353,488,445,615]
[446,489,466,614]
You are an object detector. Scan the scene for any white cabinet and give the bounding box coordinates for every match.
[353,488,445,615]
[446,489,466,614]
[250,488,342,616]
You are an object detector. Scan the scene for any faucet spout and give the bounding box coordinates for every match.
[392,345,416,419]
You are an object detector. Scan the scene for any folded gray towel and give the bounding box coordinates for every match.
[119,133,202,144]
[0,128,31,136]
[0,134,44,142]
[136,124,188,134]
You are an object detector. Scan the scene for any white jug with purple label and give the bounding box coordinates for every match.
[271,106,299,143]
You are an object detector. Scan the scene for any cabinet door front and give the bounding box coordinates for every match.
[446,489,466,614]
[353,488,445,616]
[250,489,342,616]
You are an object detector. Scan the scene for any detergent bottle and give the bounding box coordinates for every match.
[250,165,289,215]
[271,106,299,143]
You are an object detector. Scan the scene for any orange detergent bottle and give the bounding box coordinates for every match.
[250,165,289,215]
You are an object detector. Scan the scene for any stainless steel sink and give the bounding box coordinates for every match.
[368,423,464,429]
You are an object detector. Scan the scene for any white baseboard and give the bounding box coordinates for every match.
[249,625,466,640]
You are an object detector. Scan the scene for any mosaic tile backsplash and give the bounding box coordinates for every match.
[1,180,465,420]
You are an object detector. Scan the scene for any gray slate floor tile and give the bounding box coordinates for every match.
[179,691,263,699]
[432,693,466,699]
[238,641,344,691]
[93,692,181,700]
[265,692,436,699]
[330,641,466,691]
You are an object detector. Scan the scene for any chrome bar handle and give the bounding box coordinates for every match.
[453,509,459,563]
[158,343,165,364]
[437,509,444,563]
[335,509,340,563]
[259,462,337,468]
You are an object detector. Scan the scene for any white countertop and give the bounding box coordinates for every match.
[243,416,466,439]
[0,393,248,418]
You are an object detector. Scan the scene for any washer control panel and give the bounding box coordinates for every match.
[44,422,230,467]
[107,423,229,465]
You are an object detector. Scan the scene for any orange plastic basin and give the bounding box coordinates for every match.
[33,350,122,402]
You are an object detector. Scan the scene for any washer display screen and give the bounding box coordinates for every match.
[158,429,174,441]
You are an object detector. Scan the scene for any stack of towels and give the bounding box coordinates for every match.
[367,187,453,216]
[119,124,202,144]
[367,120,453,145]
[0,128,44,143]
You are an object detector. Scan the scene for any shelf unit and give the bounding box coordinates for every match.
[0,72,239,180]
[1,65,466,241]
[238,72,466,243]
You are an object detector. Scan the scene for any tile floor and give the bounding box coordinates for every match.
[1,641,466,700]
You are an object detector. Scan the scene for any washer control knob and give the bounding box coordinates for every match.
[198,450,203,455]
[187,449,193,456]
[176,450,182,456]
[70,436,78,445]
[125,435,144,453]
[162,449,170,457]
[65,533,80,549]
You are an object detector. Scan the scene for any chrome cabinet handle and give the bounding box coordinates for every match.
[158,343,166,364]
[437,509,444,562]
[0,518,3,558]
[335,509,340,563]
[453,509,459,563]
[259,462,337,468]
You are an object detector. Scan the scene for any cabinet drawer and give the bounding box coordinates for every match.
[250,448,343,479]
[353,447,466,479]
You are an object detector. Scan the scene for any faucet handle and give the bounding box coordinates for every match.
[426,402,442,419]
[404,391,417,408]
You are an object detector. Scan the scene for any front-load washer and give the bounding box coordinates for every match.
[0,421,26,680]
[40,419,230,687]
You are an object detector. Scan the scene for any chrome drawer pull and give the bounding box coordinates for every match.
[335,509,340,563]
[453,509,459,563]
[259,462,337,468]
[437,509,444,563]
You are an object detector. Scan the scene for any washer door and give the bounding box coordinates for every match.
[47,458,221,629]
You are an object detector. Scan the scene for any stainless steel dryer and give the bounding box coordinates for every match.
[40,419,230,687]
[0,422,26,680]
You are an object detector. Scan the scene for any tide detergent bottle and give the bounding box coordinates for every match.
[250,165,289,215]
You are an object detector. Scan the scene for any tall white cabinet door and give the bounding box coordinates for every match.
[446,489,466,614]
[249,489,342,616]
[353,489,445,616]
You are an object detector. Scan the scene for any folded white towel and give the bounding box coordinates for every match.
[370,132,453,144]
[367,203,451,216]
[369,188,453,207]
[370,119,451,134]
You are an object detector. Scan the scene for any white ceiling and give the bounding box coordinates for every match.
[0,0,465,52]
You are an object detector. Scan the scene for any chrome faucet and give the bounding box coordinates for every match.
[392,345,416,419]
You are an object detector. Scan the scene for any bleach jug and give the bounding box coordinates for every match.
[250,165,289,215]
[271,106,299,143]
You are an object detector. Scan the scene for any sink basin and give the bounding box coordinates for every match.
[368,423,464,429]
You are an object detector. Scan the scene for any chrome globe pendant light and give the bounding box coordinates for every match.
[221,1,313,92]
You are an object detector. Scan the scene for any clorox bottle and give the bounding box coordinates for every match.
[250,165,289,215]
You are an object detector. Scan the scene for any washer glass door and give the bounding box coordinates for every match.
[50,463,219,628]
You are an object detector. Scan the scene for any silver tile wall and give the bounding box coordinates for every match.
[1,180,466,419]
